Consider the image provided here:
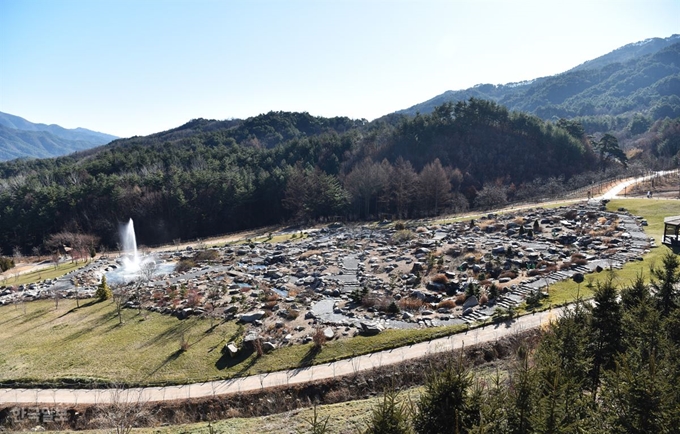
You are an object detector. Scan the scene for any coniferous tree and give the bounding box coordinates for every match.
[363,387,413,434]
[506,346,536,434]
[95,275,112,301]
[417,158,451,216]
[589,275,623,390]
[413,354,475,434]
[650,251,680,317]
[530,303,597,433]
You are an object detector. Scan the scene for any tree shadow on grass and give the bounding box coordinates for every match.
[147,348,186,378]
[492,317,517,329]
[299,345,321,368]
[56,299,99,319]
[214,347,259,377]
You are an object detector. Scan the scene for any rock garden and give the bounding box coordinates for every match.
[0,201,653,355]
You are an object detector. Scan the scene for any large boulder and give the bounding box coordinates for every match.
[360,321,384,336]
[262,341,277,352]
[463,295,479,309]
[240,310,265,323]
[224,342,239,357]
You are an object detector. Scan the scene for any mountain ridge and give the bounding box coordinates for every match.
[395,34,680,126]
[0,112,118,161]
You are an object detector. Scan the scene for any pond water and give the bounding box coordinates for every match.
[105,261,175,285]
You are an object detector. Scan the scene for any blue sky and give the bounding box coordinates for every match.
[1,0,678,138]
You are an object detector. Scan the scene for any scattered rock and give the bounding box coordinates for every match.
[360,321,383,336]
[240,310,265,323]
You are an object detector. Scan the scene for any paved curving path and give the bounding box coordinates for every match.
[598,170,677,200]
[0,307,562,405]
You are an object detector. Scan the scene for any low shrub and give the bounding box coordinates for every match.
[455,293,466,305]
[398,297,425,312]
[194,249,220,262]
[431,273,449,284]
[571,254,588,266]
[437,299,456,309]
[0,256,15,272]
[391,230,414,244]
[312,327,326,349]
[499,270,517,279]
[175,259,196,273]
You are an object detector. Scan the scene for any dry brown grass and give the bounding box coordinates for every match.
[499,270,517,279]
[299,250,323,260]
[398,297,425,312]
[477,219,496,231]
[431,273,449,284]
[437,299,456,309]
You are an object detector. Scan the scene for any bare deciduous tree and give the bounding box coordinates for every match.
[96,387,150,434]
[112,284,128,325]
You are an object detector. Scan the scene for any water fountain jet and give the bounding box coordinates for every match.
[120,218,141,273]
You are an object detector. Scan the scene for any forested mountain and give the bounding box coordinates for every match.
[397,35,680,132]
[0,112,118,161]
[0,101,623,254]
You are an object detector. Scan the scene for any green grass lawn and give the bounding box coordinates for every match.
[0,296,466,386]
[0,298,241,386]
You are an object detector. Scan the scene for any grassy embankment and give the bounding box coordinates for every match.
[30,395,404,434]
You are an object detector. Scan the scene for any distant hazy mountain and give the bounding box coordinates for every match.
[0,112,117,161]
[396,34,680,124]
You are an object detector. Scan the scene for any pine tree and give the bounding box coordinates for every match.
[507,346,536,434]
[363,387,413,434]
[414,354,475,434]
[589,275,622,390]
[650,251,680,317]
[96,275,112,301]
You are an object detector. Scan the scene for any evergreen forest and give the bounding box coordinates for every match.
[0,98,655,254]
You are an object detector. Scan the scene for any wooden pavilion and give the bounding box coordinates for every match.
[663,216,680,253]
